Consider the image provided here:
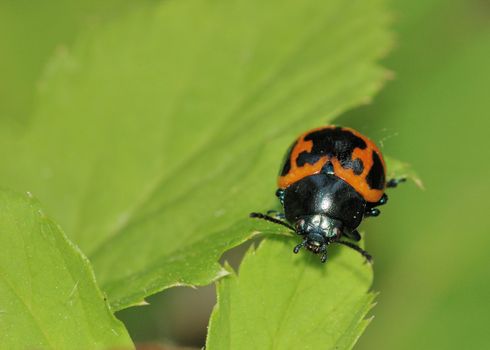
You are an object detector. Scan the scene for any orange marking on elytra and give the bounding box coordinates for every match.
[330,151,383,203]
[278,126,387,203]
[278,130,327,189]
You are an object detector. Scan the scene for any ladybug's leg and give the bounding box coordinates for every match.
[249,212,294,231]
[377,193,388,206]
[266,210,286,220]
[275,189,285,205]
[365,208,381,217]
[386,177,406,188]
[343,229,361,242]
[364,193,388,217]
[336,240,373,263]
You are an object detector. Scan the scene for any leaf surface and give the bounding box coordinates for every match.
[207,237,375,350]
[0,0,392,310]
[0,190,132,349]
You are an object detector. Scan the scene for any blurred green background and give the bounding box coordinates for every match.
[347,0,490,348]
[1,0,489,349]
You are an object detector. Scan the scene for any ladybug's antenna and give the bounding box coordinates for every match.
[249,212,294,231]
[336,240,373,263]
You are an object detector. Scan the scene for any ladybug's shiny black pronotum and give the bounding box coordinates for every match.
[250,125,404,263]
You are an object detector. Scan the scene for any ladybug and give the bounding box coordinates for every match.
[250,125,404,263]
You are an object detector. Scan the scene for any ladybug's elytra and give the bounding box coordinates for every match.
[250,125,404,263]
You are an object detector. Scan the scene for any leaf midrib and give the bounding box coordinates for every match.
[82,0,348,259]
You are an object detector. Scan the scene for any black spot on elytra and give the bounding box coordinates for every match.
[279,140,298,176]
[296,127,367,174]
[366,151,385,189]
[296,151,321,167]
[352,158,364,175]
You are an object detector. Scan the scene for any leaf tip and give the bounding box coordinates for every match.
[135,300,150,306]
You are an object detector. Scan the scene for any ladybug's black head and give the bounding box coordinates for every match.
[249,211,372,264]
[293,214,343,262]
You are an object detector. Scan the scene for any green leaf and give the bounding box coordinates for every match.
[0,0,392,310]
[0,0,154,123]
[0,189,133,349]
[206,237,375,350]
